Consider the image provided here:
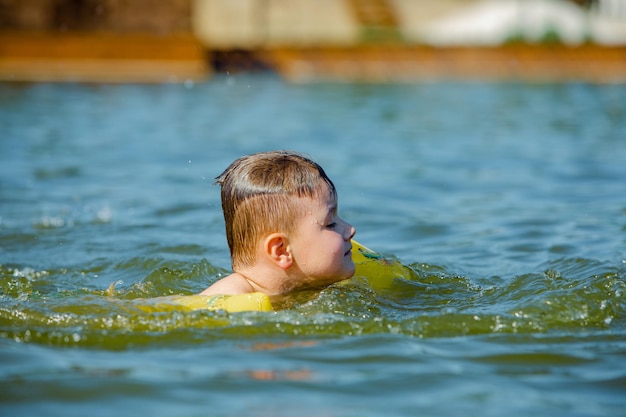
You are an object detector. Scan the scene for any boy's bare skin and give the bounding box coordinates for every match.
[200,185,355,296]
[199,151,355,297]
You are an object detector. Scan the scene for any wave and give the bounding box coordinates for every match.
[0,255,624,349]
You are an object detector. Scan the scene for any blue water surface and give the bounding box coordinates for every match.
[1,76,625,417]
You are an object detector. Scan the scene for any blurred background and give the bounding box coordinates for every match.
[2,4,626,416]
[1,0,625,83]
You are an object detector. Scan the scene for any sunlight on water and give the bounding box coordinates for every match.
[0,253,623,349]
[1,79,625,416]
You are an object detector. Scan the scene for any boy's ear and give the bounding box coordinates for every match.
[264,233,293,269]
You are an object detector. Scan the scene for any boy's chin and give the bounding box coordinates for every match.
[334,268,356,283]
[346,261,356,277]
[347,265,356,277]
[325,269,355,286]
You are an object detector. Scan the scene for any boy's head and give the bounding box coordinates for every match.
[216,150,337,270]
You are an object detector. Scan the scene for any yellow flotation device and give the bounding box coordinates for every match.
[351,240,407,284]
[136,240,402,313]
[136,292,274,313]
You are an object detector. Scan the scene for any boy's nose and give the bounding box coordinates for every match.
[345,223,356,240]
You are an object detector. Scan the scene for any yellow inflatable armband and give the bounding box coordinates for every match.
[172,292,273,312]
[134,292,273,314]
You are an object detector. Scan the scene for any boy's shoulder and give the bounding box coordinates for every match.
[199,272,254,296]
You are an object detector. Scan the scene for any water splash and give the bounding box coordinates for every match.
[1,255,623,350]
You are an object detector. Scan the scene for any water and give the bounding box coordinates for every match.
[1,77,625,416]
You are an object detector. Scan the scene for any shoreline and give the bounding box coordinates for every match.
[1,33,625,83]
[0,33,209,83]
[264,44,626,83]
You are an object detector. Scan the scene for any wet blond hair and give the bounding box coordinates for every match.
[216,150,337,270]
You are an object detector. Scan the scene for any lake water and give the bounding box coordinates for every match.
[1,77,625,417]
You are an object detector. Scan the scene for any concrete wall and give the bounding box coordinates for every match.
[192,0,262,48]
[2,0,624,47]
[266,0,358,46]
[192,0,358,48]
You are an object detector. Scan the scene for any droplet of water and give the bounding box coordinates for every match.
[96,207,112,223]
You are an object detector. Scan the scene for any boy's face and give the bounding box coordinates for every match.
[290,187,356,288]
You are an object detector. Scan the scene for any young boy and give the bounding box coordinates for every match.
[200,150,356,296]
